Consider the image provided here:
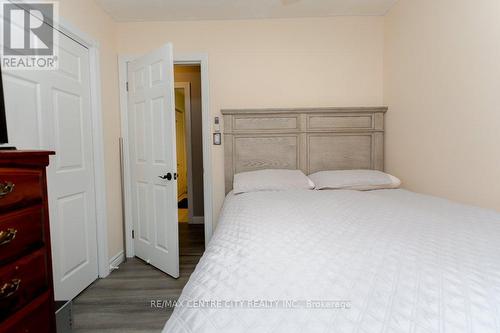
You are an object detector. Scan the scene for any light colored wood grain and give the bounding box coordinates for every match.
[308,115,373,130]
[233,135,299,171]
[221,107,388,115]
[72,224,204,332]
[308,134,373,173]
[222,107,387,193]
[233,115,299,131]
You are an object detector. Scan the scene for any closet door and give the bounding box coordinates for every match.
[2,30,98,300]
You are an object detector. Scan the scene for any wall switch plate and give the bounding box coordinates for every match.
[214,116,220,132]
[213,132,221,145]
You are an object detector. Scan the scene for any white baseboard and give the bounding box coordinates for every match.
[189,216,204,224]
[109,251,125,271]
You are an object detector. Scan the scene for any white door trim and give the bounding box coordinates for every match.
[118,54,136,257]
[119,52,213,256]
[174,82,194,223]
[56,18,110,279]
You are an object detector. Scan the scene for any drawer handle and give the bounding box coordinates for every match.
[0,279,21,299]
[0,228,17,246]
[0,181,15,198]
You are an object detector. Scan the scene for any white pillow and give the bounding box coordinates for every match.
[233,169,315,194]
[309,170,401,191]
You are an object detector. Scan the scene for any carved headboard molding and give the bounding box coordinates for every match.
[221,107,388,193]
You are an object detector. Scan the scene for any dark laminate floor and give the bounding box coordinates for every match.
[72,224,205,333]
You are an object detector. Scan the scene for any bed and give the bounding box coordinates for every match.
[163,108,500,333]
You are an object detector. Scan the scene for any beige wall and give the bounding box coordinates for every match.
[384,0,500,212]
[56,6,384,260]
[56,0,500,263]
[174,65,204,218]
[116,17,385,225]
[59,0,123,258]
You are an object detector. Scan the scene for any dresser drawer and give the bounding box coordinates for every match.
[0,292,53,333]
[0,207,44,264]
[0,249,49,320]
[0,168,44,213]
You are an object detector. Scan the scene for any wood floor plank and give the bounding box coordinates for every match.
[72,224,205,332]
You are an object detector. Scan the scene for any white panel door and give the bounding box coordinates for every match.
[127,44,179,277]
[2,31,98,300]
[48,33,98,300]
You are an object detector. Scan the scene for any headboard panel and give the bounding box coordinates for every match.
[222,107,387,193]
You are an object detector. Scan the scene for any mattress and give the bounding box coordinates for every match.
[163,189,500,333]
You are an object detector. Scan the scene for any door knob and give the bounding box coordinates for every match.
[173,173,178,180]
[159,173,172,181]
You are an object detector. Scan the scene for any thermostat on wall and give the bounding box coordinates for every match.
[213,133,221,145]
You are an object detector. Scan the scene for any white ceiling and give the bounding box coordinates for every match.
[95,0,399,22]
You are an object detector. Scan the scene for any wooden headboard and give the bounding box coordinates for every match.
[222,107,388,193]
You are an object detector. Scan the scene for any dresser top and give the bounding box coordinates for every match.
[0,150,55,167]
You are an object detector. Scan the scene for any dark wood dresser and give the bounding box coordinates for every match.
[0,151,56,333]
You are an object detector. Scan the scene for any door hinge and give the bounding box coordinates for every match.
[126,81,129,92]
[132,229,134,239]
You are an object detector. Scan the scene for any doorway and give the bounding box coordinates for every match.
[119,50,213,276]
[174,65,204,225]
[174,65,205,255]
[174,83,190,223]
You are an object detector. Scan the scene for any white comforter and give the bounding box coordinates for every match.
[164,189,500,333]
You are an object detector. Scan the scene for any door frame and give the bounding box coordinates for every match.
[51,18,110,278]
[174,82,194,223]
[119,52,213,257]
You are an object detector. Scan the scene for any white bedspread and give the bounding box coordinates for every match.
[164,189,500,333]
